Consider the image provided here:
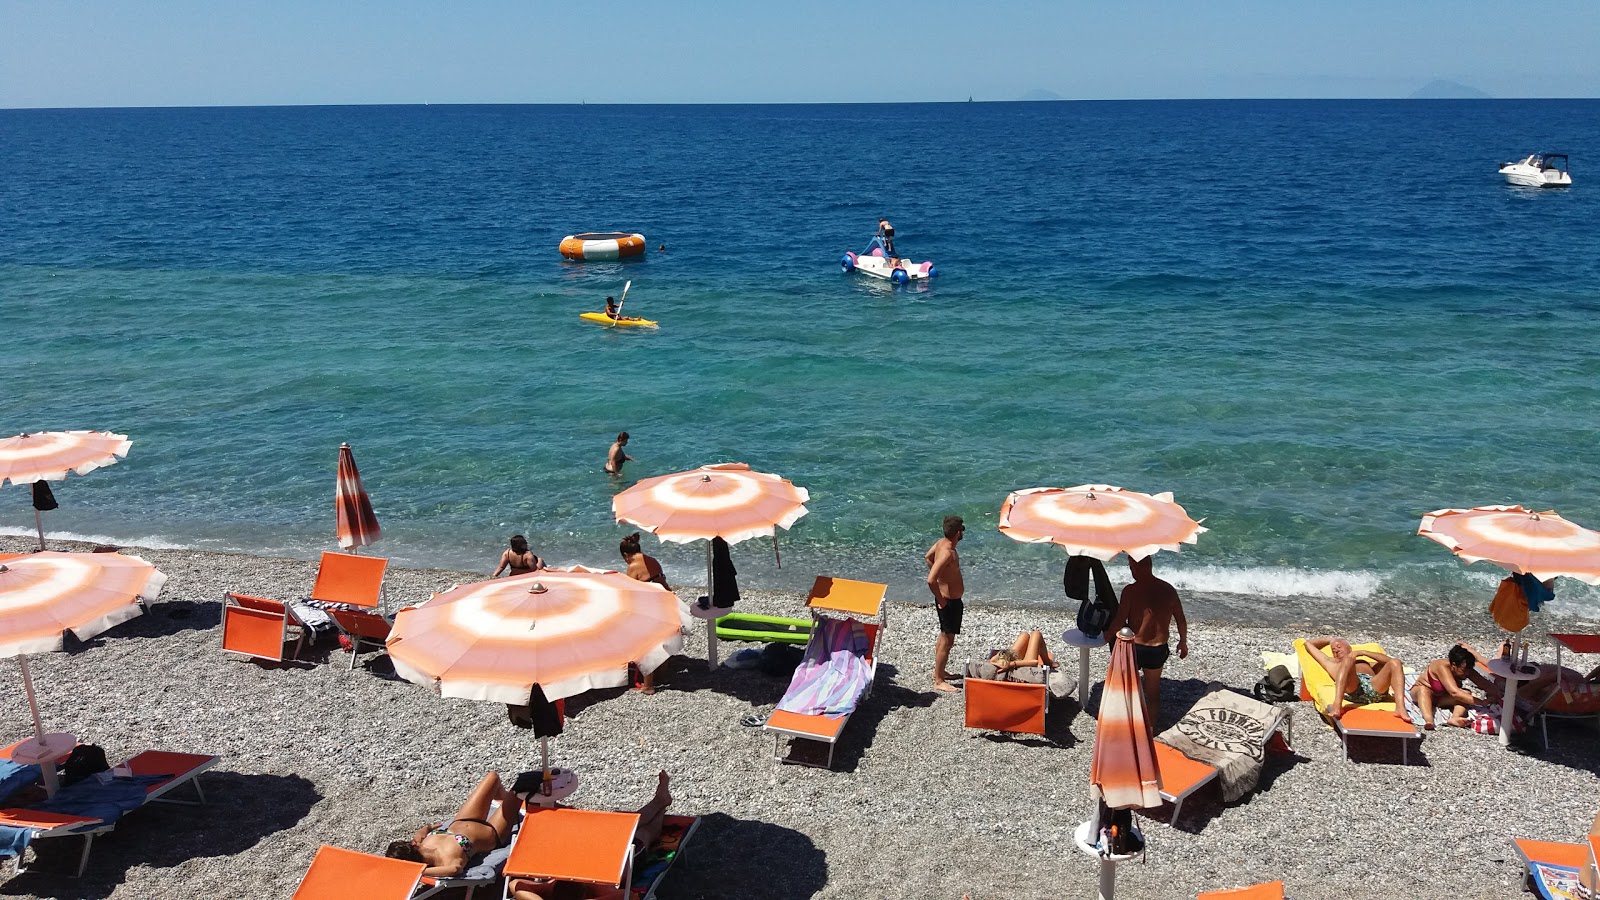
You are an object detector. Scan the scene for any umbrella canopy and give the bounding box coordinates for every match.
[998,485,1206,561]
[612,463,809,545]
[0,431,131,486]
[387,565,687,704]
[0,551,167,744]
[0,551,165,657]
[1090,628,1163,810]
[1419,505,1600,585]
[335,443,382,551]
[0,431,132,551]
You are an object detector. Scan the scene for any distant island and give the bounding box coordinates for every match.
[1019,89,1065,101]
[1409,79,1492,99]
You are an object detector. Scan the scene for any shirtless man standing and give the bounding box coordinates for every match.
[924,515,965,693]
[1303,636,1409,722]
[605,432,633,476]
[1104,555,1188,723]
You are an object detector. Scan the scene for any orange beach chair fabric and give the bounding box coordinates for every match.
[506,807,641,890]
[292,844,424,900]
[220,592,305,663]
[1197,881,1285,899]
[963,677,1046,735]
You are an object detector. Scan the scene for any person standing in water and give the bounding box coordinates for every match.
[492,535,544,577]
[924,515,965,693]
[605,432,633,475]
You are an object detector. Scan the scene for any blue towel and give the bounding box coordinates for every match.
[0,825,31,859]
[0,759,42,805]
[1514,573,1554,613]
[32,773,170,825]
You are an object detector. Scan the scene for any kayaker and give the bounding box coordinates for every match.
[604,296,619,318]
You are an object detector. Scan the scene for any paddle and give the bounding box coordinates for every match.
[613,280,632,323]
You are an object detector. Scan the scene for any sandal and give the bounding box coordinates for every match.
[739,713,765,728]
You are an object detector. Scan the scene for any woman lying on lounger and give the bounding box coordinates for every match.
[387,771,523,878]
[988,631,1057,674]
[508,772,674,900]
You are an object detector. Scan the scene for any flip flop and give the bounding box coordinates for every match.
[739,713,765,728]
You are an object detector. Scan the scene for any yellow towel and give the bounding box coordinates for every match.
[1292,639,1400,715]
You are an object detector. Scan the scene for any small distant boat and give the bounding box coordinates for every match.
[1498,153,1571,187]
[839,236,937,284]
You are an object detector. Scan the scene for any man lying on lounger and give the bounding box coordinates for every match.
[1303,636,1410,722]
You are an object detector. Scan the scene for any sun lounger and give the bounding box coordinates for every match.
[1197,882,1285,900]
[964,676,1047,736]
[221,592,309,663]
[0,747,216,876]
[293,844,425,900]
[504,807,641,898]
[1511,836,1596,899]
[311,552,391,669]
[1293,639,1419,763]
[763,577,886,769]
[1154,688,1292,825]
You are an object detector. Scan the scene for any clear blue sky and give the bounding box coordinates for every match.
[4,0,1597,107]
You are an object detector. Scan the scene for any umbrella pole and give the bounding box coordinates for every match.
[18,655,46,742]
[704,541,719,667]
[34,509,45,552]
[540,736,550,779]
[772,535,781,569]
[1097,859,1117,900]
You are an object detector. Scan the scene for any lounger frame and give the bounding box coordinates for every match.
[220,591,308,663]
[1293,639,1420,764]
[1155,708,1292,825]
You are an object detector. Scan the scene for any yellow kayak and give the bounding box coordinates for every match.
[580,312,658,328]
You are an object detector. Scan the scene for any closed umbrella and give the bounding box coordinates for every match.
[0,551,167,794]
[613,463,809,664]
[0,431,131,551]
[335,443,381,552]
[1077,627,1162,899]
[998,484,1206,561]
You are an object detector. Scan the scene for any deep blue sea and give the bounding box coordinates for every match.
[3,100,1598,626]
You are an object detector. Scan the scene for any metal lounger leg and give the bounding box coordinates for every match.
[73,833,94,878]
[1171,797,1185,826]
[154,775,207,806]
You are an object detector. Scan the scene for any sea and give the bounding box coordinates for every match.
[3,99,1598,630]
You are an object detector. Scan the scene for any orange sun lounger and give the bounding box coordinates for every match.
[763,576,886,769]
[0,745,218,877]
[222,551,389,669]
[504,807,642,898]
[292,844,425,900]
[964,676,1047,736]
[1293,639,1419,764]
[1153,691,1293,826]
[1197,881,1285,899]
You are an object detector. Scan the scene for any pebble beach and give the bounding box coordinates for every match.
[2,536,1596,899]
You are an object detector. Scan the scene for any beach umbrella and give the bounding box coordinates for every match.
[335,442,382,552]
[1080,627,1162,899]
[1418,505,1600,585]
[998,485,1206,561]
[387,565,687,784]
[387,565,687,703]
[0,551,167,791]
[612,462,809,663]
[0,431,132,551]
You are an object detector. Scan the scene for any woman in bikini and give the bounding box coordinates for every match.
[386,771,523,877]
[1410,644,1500,729]
[988,630,1056,674]
[493,535,545,578]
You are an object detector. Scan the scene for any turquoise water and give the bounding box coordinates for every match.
[3,101,1598,624]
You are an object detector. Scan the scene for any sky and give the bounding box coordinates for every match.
[4,0,1598,108]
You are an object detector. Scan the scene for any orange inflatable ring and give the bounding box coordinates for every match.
[558,232,647,260]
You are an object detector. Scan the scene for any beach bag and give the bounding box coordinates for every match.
[1253,665,1298,703]
[61,744,109,787]
[1490,577,1530,633]
[1067,556,1117,638]
[1095,800,1144,856]
[757,641,804,678]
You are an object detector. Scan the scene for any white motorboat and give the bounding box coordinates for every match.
[839,236,937,283]
[1498,153,1571,187]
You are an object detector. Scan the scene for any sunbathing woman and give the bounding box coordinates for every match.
[508,772,674,900]
[988,630,1057,674]
[387,771,523,878]
[1411,645,1501,729]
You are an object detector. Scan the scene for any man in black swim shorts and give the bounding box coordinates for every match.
[925,514,966,693]
[1104,555,1188,724]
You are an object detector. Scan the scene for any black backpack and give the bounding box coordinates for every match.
[61,744,109,787]
[1253,664,1298,703]
[1067,556,1118,638]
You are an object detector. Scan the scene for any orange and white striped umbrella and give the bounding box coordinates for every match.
[1419,505,1600,585]
[1090,628,1163,810]
[0,551,167,745]
[612,463,809,545]
[998,484,1206,561]
[387,566,688,704]
[335,443,381,551]
[0,431,131,486]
